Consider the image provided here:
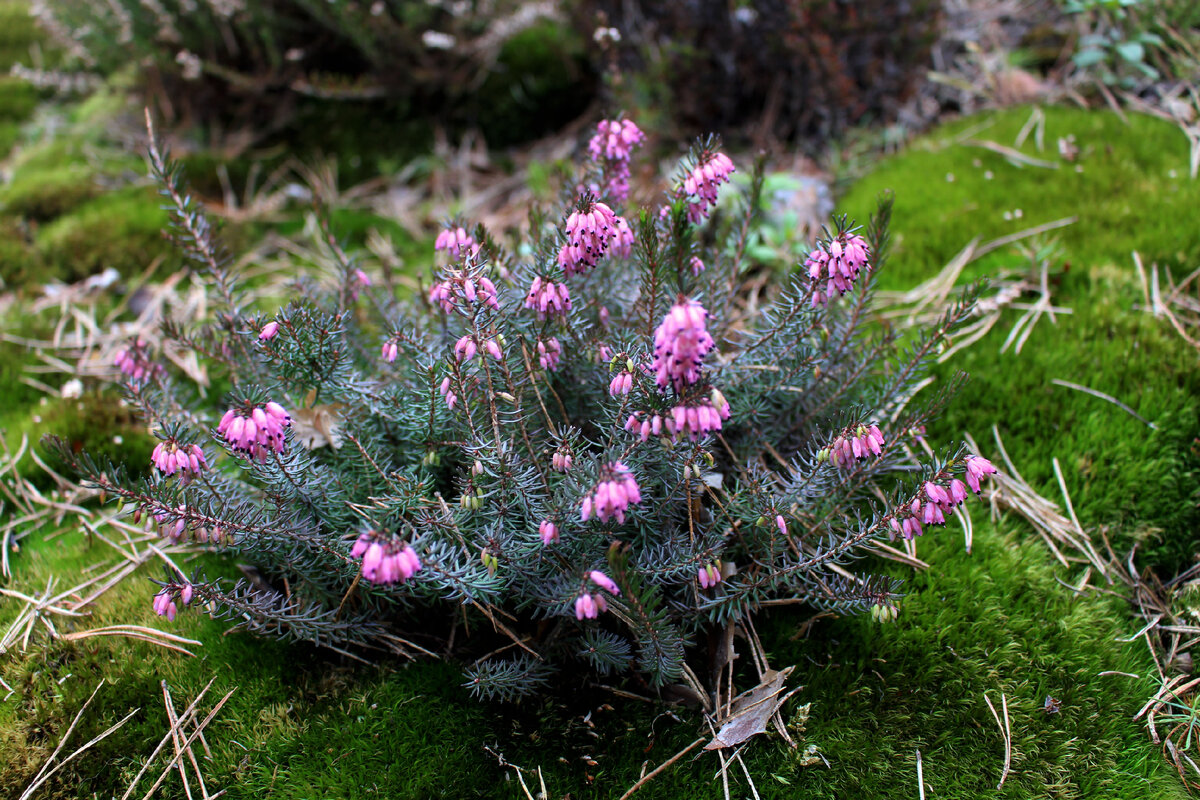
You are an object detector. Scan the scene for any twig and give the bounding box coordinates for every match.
[617,737,706,800]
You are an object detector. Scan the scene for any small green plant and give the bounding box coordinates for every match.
[1064,0,1168,86]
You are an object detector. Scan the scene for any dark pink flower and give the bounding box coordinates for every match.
[652,299,715,392]
[537,338,561,371]
[805,231,871,306]
[151,440,207,479]
[557,200,623,277]
[679,151,735,223]
[698,562,722,589]
[217,402,291,461]
[435,226,477,259]
[581,461,642,524]
[965,456,997,493]
[524,276,572,319]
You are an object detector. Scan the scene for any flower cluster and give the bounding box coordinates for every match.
[827,424,885,468]
[538,519,559,545]
[652,299,715,392]
[608,370,633,397]
[888,458,996,540]
[624,397,730,443]
[381,337,400,363]
[114,339,158,381]
[152,584,193,621]
[151,440,207,478]
[536,338,562,371]
[439,377,458,410]
[965,455,998,493]
[524,276,572,320]
[351,531,423,585]
[435,226,477,259]
[698,562,723,589]
[575,570,621,620]
[587,118,644,203]
[551,448,572,472]
[679,151,735,224]
[430,273,499,313]
[454,335,502,362]
[558,199,625,277]
[217,402,291,460]
[805,229,871,306]
[580,462,642,524]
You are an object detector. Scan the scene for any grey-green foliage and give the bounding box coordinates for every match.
[53,123,991,703]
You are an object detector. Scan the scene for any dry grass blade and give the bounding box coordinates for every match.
[1050,379,1157,429]
[916,748,926,800]
[20,681,139,800]
[59,625,202,657]
[962,429,1111,579]
[983,692,1012,789]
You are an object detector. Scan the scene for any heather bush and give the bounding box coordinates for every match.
[52,116,996,701]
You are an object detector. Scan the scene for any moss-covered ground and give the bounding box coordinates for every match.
[1,52,1198,798]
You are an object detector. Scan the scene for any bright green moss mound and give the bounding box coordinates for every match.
[841,107,1200,569]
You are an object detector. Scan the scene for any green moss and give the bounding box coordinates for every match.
[35,187,176,281]
[469,20,594,148]
[0,215,39,286]
[840,107,1200,569]
[0,162,101,221]
[0,1,57,72]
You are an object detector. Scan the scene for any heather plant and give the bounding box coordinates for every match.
[51,115,996,702]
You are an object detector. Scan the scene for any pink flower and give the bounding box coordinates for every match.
[679,151,735,223]
[439,377,458,410]
[949,479,969,505]
[259,321,279,341]
[551,449,573,472]
[435,226,477,259]
[612,216,635,258]
[652,299,715,392]
[218,402,291,461]
[776,515,787,536]
[431,274,499,312]
[152,590,177,622]
[690,256,705,276]
[829,424,884,469]
[524,276,572,320]
[537,338,561,371]
[588,570,620,595]
[484,338,503,361]
[698,562,722,589]
[805,231,871,306]
[353,531,422,585]
[381,339,399,363]
[965,456,997,493]
[557,200,622,277]
[608,370,633,397]
[574,592,600,620]
[114,338,159,381]
[151,440,208,479]
[668,401,727,440]
[454,336,478,362]
[588,119,644,203]
[539,519,559,545]
[588,119,645,162]
[581,461,642,524]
